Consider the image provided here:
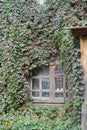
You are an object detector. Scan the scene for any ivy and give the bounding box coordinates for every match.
[58,30,84,126]
[0,1,86,129]
[0,0,59,112]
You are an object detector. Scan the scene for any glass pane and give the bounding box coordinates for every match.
[42,78,50,90]
[39,66,49,76]
[42,92,49,97]
[55,92,63,98]
[32,79,39,89]
[66,92,68,97]
[55,65,63,74]
[32,91,39,97]
[32,66,49,76]
[55,77,63,91]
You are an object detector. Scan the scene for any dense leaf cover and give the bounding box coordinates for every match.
[0,0,87,129]
[0,0,59,112]
[0,105,81,130]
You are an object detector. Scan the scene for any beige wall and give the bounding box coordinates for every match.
[80,37,87,103]
[80,37,87,130]
[80,37,87,74]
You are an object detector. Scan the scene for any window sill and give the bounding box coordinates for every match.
[32,98,65,104]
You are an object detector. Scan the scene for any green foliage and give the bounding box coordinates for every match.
[0,106,57,130]
[0,0,86,129]
[58,30,84,127]
[0,0,58,112]
[0,105,81,130]
[32,106,58,119]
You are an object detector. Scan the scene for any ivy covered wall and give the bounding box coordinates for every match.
[0,0,59,112]
[0,0,87,122]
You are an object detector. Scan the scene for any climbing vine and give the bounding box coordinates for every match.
[0,2,87,129]
[58,30,84,126]
[0,0,59,112]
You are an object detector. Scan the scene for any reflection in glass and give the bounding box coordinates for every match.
[42,92,49,97]
[32,79,39,89]
[32,91,39,97]
[55,65,63,74]
[55,77,63,90]
[42,78,50,90]
[55,92,63,98]
[32,66,49,76]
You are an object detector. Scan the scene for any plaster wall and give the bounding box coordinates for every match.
[80,37,87,130]
[80,38,87,74]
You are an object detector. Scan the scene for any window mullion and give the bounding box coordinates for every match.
[50,65,55,101]
[39,78,42,98]
[63,75,66,102]
[31,79,32,97]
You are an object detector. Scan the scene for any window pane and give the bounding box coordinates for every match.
[32,79,39,89]
[42,78,50,90]
[42,92,49,97]
[55,77,63,90]
[32,91,39,97]
[55,92,63,98]
[32,66,49,76]
[40,66,49,76]
[55,65,63,74]
[66,91,68,97]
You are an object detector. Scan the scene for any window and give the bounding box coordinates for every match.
[30,61,66,104]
